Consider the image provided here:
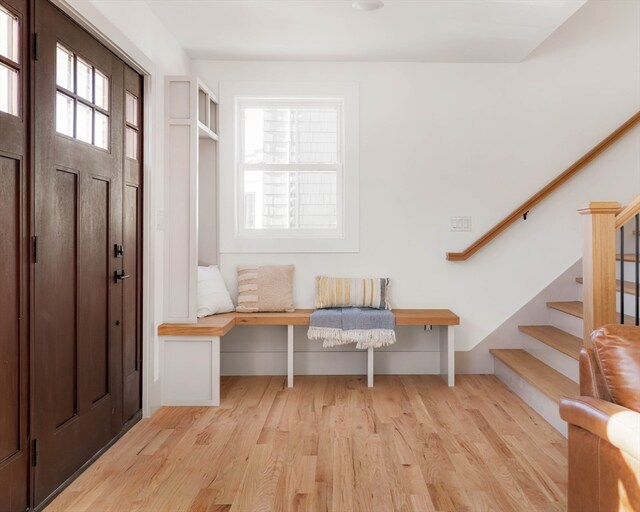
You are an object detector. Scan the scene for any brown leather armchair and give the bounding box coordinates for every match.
[560,324,640,512]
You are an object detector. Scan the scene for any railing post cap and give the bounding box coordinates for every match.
[578,202,621,215]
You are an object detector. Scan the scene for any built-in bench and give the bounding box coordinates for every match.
[158,309,459,406]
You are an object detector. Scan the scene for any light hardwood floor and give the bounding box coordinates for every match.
[46,375,568,512]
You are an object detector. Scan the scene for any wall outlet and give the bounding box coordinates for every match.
[450,216,472,232]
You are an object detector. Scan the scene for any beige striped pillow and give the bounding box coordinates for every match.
[236,265,295,313]
[315,276,391,310]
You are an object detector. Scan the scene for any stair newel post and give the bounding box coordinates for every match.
[579,202,620,347]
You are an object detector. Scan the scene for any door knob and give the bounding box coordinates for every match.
[114,270,130,283]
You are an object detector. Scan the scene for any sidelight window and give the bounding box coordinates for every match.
[55,43,110,149]
[125,91,139,159]
[0,4,20,117]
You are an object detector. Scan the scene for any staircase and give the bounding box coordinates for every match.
[491,199,640,437]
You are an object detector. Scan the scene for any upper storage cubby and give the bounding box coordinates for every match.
[197,84,219,140]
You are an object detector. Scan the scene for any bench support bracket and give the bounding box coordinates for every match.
[439,325,455,386]
[287,325,294,388]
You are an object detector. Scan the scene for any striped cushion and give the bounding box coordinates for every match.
[236,265,295,313]
[315,276,391,310]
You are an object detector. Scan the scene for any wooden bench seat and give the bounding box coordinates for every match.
[158,309,460,336]
[158,309,459,405]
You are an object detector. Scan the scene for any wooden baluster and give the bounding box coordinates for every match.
[579,202,620,347]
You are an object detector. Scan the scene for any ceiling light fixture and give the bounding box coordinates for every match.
[352,0,384,12]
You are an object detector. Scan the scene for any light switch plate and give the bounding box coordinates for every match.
[450,216,472,232]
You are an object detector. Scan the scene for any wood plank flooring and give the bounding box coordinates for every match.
[46,375,568,512]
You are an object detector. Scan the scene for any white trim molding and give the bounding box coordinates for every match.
[219,81,360,253]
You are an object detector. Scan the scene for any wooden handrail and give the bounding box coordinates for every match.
[446,111,640,261]
[615,194,640,229]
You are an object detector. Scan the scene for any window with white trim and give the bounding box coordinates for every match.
[220,81,359,254]
[237,98,343,237]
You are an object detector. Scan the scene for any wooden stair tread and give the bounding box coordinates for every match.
[546,301,583,318]
[491,349,579,403]
[546,300,636,324]
[617,253,639,262]
[576,277,637,295]
[518,325,581,360]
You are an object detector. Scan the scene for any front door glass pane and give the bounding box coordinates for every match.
[95,69,109,110]
[56,44,73,91]
[76,57,92,102]
[0,5,19,63]
[76,101,92,143]
[94,110,109,149]
[55,91,74,136]
[0,62,18,116]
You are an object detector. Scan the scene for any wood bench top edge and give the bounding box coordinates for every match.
[158,309,459,337]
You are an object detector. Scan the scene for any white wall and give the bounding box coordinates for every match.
[192,0,640,373]
[59,0,191,415]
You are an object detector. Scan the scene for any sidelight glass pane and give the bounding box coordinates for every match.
[76,102,92,144]
[76,57,92,102]
[125,92,138,126]
[125,126,137,159]
[0,62,18,116]
[95,69,109,110]
[0,5,19,63]
[56,91,73,136]
[56,44,74,91]
[94,110,109,149]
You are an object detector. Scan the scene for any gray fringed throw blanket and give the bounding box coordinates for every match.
[307,308,396,349]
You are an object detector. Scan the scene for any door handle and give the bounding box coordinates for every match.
[114,270,130,283]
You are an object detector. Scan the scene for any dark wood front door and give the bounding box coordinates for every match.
[0,0,29,509]
[32,1,142,506]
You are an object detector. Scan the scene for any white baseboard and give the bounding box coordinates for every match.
[221,350,441,376]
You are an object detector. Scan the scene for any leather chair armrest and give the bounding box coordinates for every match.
[560,396,640,460]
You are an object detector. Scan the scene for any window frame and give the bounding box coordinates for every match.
[219,81,359,254]
[236,97,345,239]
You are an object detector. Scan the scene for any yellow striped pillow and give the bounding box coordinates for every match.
[315,276,391,310]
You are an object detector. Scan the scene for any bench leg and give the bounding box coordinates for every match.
[287,325,294,388]
[212,336,221,405]
[439,325,455,386]
[367,347,374,387]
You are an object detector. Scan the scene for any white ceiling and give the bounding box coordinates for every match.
[145,0,587,63]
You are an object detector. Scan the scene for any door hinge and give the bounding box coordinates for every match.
[33,33,38,61]
[32,236,38,263]
[31,439,38,467]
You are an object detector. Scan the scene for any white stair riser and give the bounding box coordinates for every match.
[576,281,639,318]
[617,293,639,320]
[616,260,640,281]
[548,308,583,338]
[522,337,579,383]
[493,359,567,437]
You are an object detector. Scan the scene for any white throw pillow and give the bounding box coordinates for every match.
[197,265,234,318]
